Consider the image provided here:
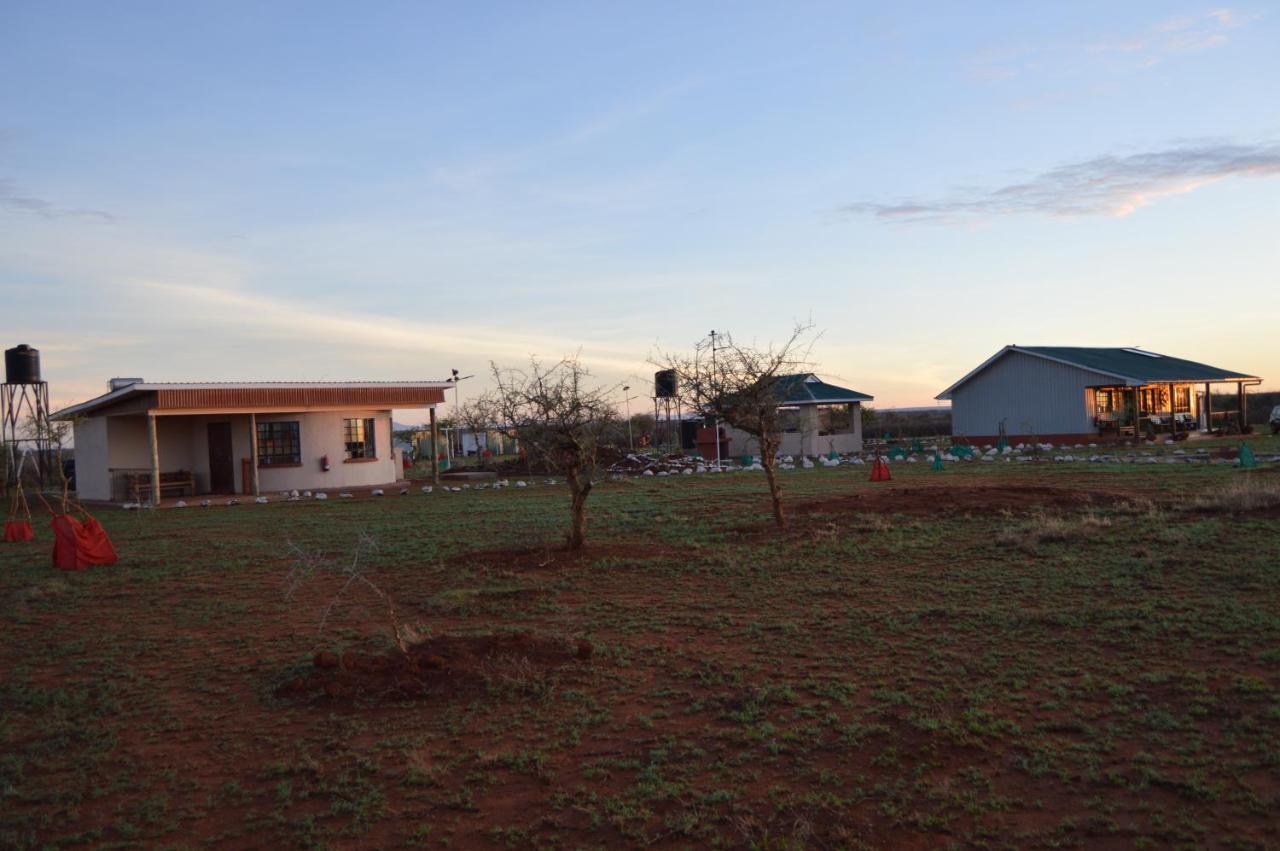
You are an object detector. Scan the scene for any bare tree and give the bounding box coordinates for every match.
[662,324,816,528]
[455,395,498,469]
[489,356,618,549]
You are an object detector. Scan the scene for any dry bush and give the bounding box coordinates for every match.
[1185,477,1280,513]
[998,509,1111,554]
[283,534,420,662]
[479,654,557,700]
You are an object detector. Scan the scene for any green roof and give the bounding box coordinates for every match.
[937,346,1258,399]
[775,373,873,405]
[1018,347,1257,383]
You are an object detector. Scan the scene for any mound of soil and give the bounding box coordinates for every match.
[279,632,591,702]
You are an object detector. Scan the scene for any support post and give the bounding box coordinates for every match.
[248,413,260,497]
[147,412,161,508]
[1133,386,1142,440]
[1204,382,1212,432]
[429,406,440,485]
[1168,383,1177,438]
[1238,382,1248,433]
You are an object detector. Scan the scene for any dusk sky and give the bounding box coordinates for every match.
[3,2,1278,417]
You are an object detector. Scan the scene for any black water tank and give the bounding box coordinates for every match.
[4,344,40,384]
[654,369,678,399]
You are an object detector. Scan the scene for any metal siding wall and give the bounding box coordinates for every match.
[951,351,1116,437]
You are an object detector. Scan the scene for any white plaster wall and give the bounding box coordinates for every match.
[256,410,399,493]
[88,409,400,499]
[71,417,110,501]
[723,403,864,459]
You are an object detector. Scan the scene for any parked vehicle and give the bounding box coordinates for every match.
[1270,405,1280,435]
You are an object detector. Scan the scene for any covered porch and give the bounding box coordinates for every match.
[1090,378,1258,440]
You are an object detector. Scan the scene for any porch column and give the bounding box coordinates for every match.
[1238,383,1248,432]
[1204,382,1212,431]
[147,412,161,508]
[1168,383,1177,438]
[429,406,440,485]
[248,413,260,497]
[1133,387,1142,439]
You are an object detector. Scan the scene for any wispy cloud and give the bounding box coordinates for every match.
[0,179,116,223]
[968,7,1260,82]
[843,142,1280,222]
[1089,8,1256,60]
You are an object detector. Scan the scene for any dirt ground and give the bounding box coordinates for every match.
[2,463,1278,849]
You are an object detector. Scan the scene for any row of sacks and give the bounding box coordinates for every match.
[3,512,118,570]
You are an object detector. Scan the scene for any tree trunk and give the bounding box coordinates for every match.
[760,436,785,528]
[566,468,592,549]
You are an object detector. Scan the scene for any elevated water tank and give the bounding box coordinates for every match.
[4,344,40,384]
[654,369,678,399]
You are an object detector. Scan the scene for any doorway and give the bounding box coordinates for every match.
[207,422,235,493]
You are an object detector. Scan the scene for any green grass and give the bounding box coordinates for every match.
[1,460,1278,848]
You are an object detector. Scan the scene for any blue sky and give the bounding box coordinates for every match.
[2,1,1278,413]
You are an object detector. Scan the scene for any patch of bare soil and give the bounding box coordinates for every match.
[452,541,678,573]
[795,483,1135,518]
[277,632,591,702]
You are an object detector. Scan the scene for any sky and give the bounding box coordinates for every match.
[2,1,1278,419]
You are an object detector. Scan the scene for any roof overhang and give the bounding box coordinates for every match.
[53,381,453,420]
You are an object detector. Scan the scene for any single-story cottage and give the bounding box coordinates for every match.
[725,373,873,458]
[54,379,450,502]
[937,346,1261,444]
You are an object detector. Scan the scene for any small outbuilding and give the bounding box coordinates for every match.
[725,373,873,458]
[937,346,1260,444]
[54,379,451,502]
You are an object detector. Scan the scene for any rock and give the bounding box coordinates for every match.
[290,489,300,498]
[643,470,654,476]
[421,485,433,493]
[255,496,269,504]
[516,481,527,488]
[400,488,410,495]
[682,468,693,475]
[174,500,187,508]
[338,492,352,499]
[225,499,240,506]
[371,488,384,496]
[302,490,312,498]
[200,500,210,507]
[315,492,328,500]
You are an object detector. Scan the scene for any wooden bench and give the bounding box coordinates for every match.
[127,470,195,502]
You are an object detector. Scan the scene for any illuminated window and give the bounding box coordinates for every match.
[343,417,376,459]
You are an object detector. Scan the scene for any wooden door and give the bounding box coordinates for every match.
[207,422,235,493]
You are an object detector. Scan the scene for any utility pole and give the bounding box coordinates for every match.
[623,385,634,451]
[709,330,723,468]
[449,368,473,461]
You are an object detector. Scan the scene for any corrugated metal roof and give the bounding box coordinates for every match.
[775,373,874,404]
[937,346,1258,399]
[1018,347,1257,382]
[53,380,453,419]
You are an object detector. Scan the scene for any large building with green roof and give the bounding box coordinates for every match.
[936,346,1260,443]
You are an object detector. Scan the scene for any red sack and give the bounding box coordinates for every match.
[4,519,34,542]
[51,514,118,570]
[869,458,892,482]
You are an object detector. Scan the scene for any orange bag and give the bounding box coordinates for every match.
[4,519,34,542]
[869,458,892,482]
[50,513,118,570]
